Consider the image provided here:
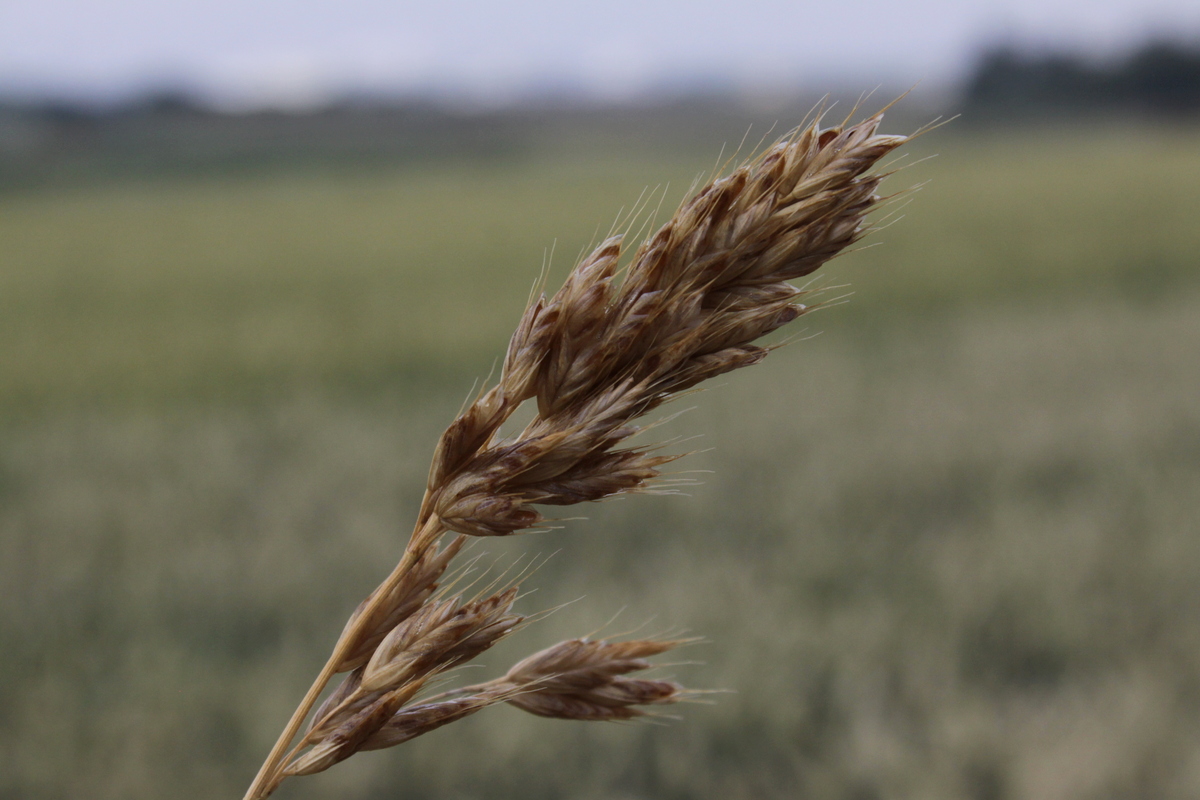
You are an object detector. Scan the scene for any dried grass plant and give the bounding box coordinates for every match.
[242,106,916,799]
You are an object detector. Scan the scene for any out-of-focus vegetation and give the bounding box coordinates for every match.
[0,94,936,191]
[963,38,1200,120]
[2,117,1196,412]
[1,99,1199,800]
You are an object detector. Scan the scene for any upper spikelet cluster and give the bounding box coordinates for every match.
[427,114,905,539]
[245,110,910,799]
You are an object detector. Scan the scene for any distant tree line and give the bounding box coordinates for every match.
[962,39,1200,120]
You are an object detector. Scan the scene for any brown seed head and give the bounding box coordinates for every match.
[244,108,914,800]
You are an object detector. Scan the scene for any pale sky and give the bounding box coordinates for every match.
[1,0,1198,108]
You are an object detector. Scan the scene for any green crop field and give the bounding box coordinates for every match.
[2,120,1199,799]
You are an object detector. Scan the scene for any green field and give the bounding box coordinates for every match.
[2,120,1199,799]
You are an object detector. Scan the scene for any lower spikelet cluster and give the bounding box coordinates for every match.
[243,110,910,799]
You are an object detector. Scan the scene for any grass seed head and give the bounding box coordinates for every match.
[244,108,912,799]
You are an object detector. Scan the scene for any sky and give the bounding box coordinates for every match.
[1,0,1199,108]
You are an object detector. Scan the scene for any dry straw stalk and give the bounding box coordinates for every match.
[242,106,912,799]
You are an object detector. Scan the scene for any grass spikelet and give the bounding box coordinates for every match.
[498,637,692,721]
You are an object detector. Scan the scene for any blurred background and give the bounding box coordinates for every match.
[2,1,1199,798]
